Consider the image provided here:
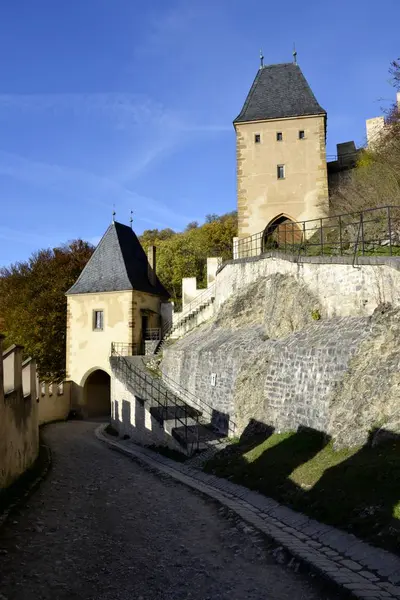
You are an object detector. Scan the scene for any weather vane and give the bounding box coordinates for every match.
[112,204,116,223]
[260,49,264,69]
[293,43,297,65]
[130,210,133,228]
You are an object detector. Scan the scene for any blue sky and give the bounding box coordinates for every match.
[0,0,399,266]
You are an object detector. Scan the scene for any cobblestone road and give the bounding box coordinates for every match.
[0,421,338,600]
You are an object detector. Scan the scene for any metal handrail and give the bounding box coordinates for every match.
[234,205,400,261]
[145,328,161,340]
[111,342,138,356]
[111,343,200,455]
[170,284,216,333]
[159,368,237,438]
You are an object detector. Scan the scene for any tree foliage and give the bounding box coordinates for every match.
[328,59,400,216]
[389,57,400,90]
[140,211,238,307]
[0,240,94,381]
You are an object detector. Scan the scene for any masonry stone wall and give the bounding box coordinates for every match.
[162,256,400,446]
[215,254,400,317]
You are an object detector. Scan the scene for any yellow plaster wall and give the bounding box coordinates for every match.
[66,291,134,408]
[66,290,162,411]
[0,347,39,490]
[236,115,329,238]
[0,395,39,488]
[38,381,71,425]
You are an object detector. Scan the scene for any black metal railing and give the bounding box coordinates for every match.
[235,205,400,261]
[110,343,200,455]
[145,328,161,340]
[164,284,216,338]
[159,368,237,438]
[111,342,138,356]
[326,151,359,166]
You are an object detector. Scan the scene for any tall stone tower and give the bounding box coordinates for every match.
[234,62,329,242]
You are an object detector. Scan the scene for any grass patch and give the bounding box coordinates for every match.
[204,427,400,554]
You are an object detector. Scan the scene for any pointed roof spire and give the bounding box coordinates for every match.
[293,43,297,65]
[260,49,264,69]
[66,221,170,297]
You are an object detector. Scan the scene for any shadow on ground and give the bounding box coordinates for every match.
[205,420,400,555]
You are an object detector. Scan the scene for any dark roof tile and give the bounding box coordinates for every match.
[234,63,326,123]
[67,222,169,297]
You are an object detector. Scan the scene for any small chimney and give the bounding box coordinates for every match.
[147,245,157,287]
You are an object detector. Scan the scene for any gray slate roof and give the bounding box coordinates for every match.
[234,63,326,123]
[67,221,170,297]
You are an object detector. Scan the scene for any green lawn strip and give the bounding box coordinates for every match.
[204,430,400,554]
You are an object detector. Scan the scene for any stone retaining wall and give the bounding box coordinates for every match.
[162,256,400,445]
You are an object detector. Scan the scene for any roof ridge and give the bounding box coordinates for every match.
[261,62,296,68]
[234,62,325,124]
[66,220,170,297]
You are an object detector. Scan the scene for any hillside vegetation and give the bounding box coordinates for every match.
[139,211,237,306]
[328,58,400,215]
[0,213,237,380]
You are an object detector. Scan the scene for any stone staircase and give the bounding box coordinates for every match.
[156,285,216,354]
[110,350,227,456]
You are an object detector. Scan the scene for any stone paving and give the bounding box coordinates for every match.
[0,421,337,600]
[97,425,400,600]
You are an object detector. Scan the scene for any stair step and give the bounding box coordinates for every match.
[150,405,201,424]
[164,420,226,449]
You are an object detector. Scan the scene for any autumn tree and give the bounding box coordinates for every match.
[0,240,94,381]
[328,58,400,216]
[140,211,237,308]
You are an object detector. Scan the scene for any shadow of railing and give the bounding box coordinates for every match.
[205,421,400,554]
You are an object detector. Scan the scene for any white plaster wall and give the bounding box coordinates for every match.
[206,258,222,286]
[215,256,400,318]
[111,373,184,453]
[182,278,202,308]
[170,301,215,339]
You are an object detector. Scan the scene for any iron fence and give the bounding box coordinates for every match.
[111,342,138,356]
[159,368,237,438]
[145,328,161,340]
[110,343,200,455]
[235,205,400,261]
[169,284,216,334]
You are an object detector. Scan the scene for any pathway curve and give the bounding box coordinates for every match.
[0,421,336,600]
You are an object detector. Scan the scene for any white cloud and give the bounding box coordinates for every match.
[0,150,195,227]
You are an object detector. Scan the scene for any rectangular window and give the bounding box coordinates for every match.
[276,132,283,141]
[48,383,53,396]
[41,382,46,396]
[93,310,104,331]
[299,130,305,139]
[254,133,261,143]
[58,382,64,396]
[277,165,285,179]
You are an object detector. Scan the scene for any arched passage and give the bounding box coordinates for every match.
[262,215,303,251]
[83,369,111,417]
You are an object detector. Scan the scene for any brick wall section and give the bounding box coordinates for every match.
[162,318,369,437]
